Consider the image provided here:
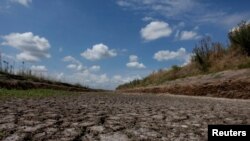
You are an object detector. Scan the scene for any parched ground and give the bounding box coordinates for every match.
[118,69,250,99]
[0,92,249,141]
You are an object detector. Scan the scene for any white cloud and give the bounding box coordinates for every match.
[154,47,190,62]
[63,71,142,90]
[97,74,109,84]
[117,0,250,27]
[89,65,100,72]
[127,62,146,69]
[10,0,32,7]
[81,43,117,61]
[141,21,172,41]
[63,55,101,73]
[65,72,110,88]
[117,0,131,7]
[198,12,250,28]
[1,32,51,62]
[129,55,138,62]
[30,65,47,72]
[62,55,145,89]
[66,64,77,69]
[181,55,191,67]
[63,56,86,72]
[16,52,39,62]
[179,30,201,40]
[142,16,155,22]
[63,56,81,65]
[112,74,142,84]
[117,0,199,18]
[126,55,146,69]
[55,72,64,81]
[2,53,16,61]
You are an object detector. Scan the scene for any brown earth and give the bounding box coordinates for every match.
[0,92,249,141]
[117,69,250,99]
[0,80,94,92]
[0,72,99,92]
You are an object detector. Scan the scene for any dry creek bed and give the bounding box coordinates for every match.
[0,92,249,141]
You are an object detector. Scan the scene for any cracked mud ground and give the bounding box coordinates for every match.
[0,93,249,141]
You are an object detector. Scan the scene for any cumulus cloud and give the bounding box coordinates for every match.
[10,0,32,7]
[30,65,47,72]
[62,55,144,89]
[66,64,77,69]
[63,56,86,72]
[126,55,146,69]
[89,65,101,72]
[63,55,101,73]
[63,56,81,65]
[141,21,172,41]
[179,30,201,40]
[63,71,142,90]
[65,72,110,88]
[81,43,117,61]
[1,32,51,62]
[154,47,190,63]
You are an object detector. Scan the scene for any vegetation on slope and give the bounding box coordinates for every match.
[0,68,95,92]
[117,21,250,90]
[0,89,75,99]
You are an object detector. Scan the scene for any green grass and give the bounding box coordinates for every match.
[0,89,76,99]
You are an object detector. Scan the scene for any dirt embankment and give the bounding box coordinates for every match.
[0,80,94,92]
[0,72,99,92]
[117,69,250,99]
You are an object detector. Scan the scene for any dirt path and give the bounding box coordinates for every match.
[0,92,249,141]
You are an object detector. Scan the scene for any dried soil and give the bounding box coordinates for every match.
[0,92,249,141]
[118,69,250,99]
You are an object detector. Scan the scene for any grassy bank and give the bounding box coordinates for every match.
[117,21,250,90]
[0,89,76,99]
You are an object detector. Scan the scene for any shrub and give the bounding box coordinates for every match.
[171,65,181,71]
[192,37,226,72]
[228,21,250,56]
[192,37,212,72]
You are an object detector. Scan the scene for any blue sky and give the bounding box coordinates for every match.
[0,0,249,89]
